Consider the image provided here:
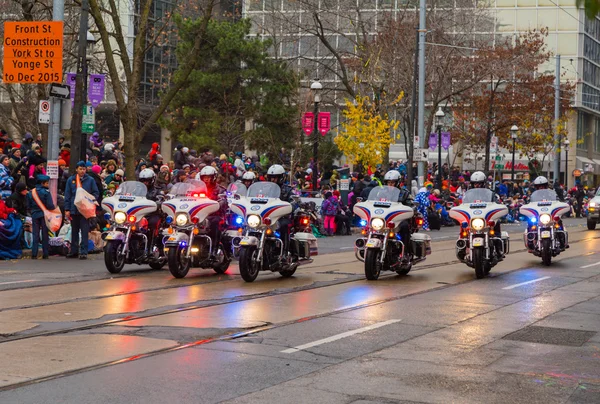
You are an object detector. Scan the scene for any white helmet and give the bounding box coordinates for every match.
[533,176,548,189]
[197,165,218,185]
[104,143,114,151]
[470,171,486,184]
[182,147,189,154]
[306,168,313,174]
[139,168,155,187]
[384,170,400,183]
[267,164,286,185]
[242,171,256,181]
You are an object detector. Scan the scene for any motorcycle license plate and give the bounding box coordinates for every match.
[366,239,379,248]
[541,231,551,239]
[240,237,251,246]
[472,238,484,247]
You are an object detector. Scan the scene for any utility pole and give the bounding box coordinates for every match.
[553,55,561,183]
[408,26,419,184]
[49,0,64,205]
[417,0,426,187]
[70,0,90,173]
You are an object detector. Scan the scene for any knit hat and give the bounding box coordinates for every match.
[156,154,163,160]
[160,165,170,172]
[24,132,33,140]
[92,165,102,174]
[58,159,66,166]
[85,161,93,167]
[115,169,124,176]
[15,183,27,192]
[76,160,87,168]
[0,154,7,163]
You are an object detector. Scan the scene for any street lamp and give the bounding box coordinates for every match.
[310,80,322,193]
[564,138,570,189]
[435,106,445,189]
[510,125,518,183]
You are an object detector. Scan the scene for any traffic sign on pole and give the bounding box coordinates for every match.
[82,105,95,133]
[2,21,64,84]
[38,100,51,124]
[49,83,70,99]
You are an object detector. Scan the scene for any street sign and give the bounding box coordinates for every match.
[49,83,70,99]
[46,160,59,179]
[495,155,502,161]
[38,100,50,124]
[490,136,498,152]
[82,105,95,133]
[2,21,64,84]
[413,148,429,162]
[339,179,350,191]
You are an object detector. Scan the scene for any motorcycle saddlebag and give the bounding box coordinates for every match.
[411,233,432,259]
[501,231,510,254]
[292,232,318,258]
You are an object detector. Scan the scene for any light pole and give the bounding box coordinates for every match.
[510,125,518,183]
[310,80,322,193]
[435,106,445,189]
[564,138,570,189]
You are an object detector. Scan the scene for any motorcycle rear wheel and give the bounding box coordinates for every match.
[104,241,125,274]
[239,246,259,282]
[168,245,191,278]
[212,243,231,274]
[541,239,552,266]
[364,248,381,280]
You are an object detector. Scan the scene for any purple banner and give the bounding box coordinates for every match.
[441,132,451,150]
[66,72,76,107]
[88,74,105,108]
[428,133,437,151]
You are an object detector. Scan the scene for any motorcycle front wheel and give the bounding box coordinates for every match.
[168,245,191,278]
[104,240,125,274]
[541,238,552,266]
[212,242,231,274]
[364,248,381,280]
[473,247,486,279]
[239,246,259,282]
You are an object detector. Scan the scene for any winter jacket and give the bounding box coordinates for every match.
[89,172,105,203]
[59,148,71,167]
[174,150,187,169]
[148,142,160,162]
[27,185,56,220]
[64,173,100,215]
[0,164,14,191]
[7,192,27,216]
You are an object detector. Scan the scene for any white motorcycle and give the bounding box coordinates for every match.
[101,181,167,273]
[449,188,510,279]
[230,181,317,282]
[353,186,431,280]
[520,189,570,266]
[162,180,231,278]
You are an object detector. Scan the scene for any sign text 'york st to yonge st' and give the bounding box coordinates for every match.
[2,21,64,84]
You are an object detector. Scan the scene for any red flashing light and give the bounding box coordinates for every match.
[128,215,136,223]
[416,218,424,227]
[487,220,495,228]
[387,221,395,229]
[264,217,272,226]
[191,217,199,224]
[553,216,560,223]
[301,217,309,225]
[199,193,206,198]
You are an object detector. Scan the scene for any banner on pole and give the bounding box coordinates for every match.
[441,132,451,150]
[302,112,314,136]
[66,73,76,106]
[428,133,437,151]
[318,112,331,135]
[88,74,105,108]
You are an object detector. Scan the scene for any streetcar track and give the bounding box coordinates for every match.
[1,240,596,393]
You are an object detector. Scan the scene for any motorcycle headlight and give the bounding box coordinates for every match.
[371,218,385,231]
[176,214,188,226]
[590,202,596,207]
[247,215,261,228]
[540,214,551,225]
[114,211,126,224]
[471,218,485,231]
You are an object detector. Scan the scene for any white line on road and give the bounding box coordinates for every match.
[502,276,551,290]
[281,319,402,354]
[0,280,37,286]
[580,262,600,269]
[339,247,354,250]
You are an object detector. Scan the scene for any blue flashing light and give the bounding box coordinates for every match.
[360,219,367,227]
[274,231,281,238]
[179,241,187,247]
[103,213,111,220]
[234,216,244,225]
[395,233,402,241]
[530,217,537,224]
[165,216,173,224]
[461,222,468,228]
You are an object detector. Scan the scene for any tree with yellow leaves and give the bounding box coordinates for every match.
[334,95,401,169]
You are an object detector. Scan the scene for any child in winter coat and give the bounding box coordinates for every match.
[27,175,55,259]
[321,191,339,236]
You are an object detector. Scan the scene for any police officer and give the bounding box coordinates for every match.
[532,176,568,248]
[266,164,294,257]
[384,170,413,256]
[241,171,256,189]
[139,168,164,255]
[470,171,504,259]
[196,166,227,258]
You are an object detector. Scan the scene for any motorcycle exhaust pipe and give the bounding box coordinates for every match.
[355,238,366,249]
[456,239,467,250]
[232,237,242,247]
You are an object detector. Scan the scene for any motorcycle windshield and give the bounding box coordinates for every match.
[247,181,281,199]
[115,181,147,197]
[530,190,558,202]
[462,189,494,204]
[227,182,247,197]
[368,186,400,202]
[171,180,208,196]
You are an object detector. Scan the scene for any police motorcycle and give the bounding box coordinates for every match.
[231,181,317,282]
[520,187,570,266]
[449,188,510,279]
[162,180,231,278]
[223,181,248,257]
[353,185,431,280]
[101,181,167,274]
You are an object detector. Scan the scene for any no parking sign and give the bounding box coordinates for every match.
[38,100,50,124]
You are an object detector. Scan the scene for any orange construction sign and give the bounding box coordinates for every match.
[2,21,64,84]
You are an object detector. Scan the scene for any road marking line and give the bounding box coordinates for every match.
[0,280,37,286]
[281,319,401,353]
[502,276,551,290]
[580,262,600,269]
[339,247,354,250]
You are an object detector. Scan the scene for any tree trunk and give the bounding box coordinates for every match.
[123,109,138,180]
